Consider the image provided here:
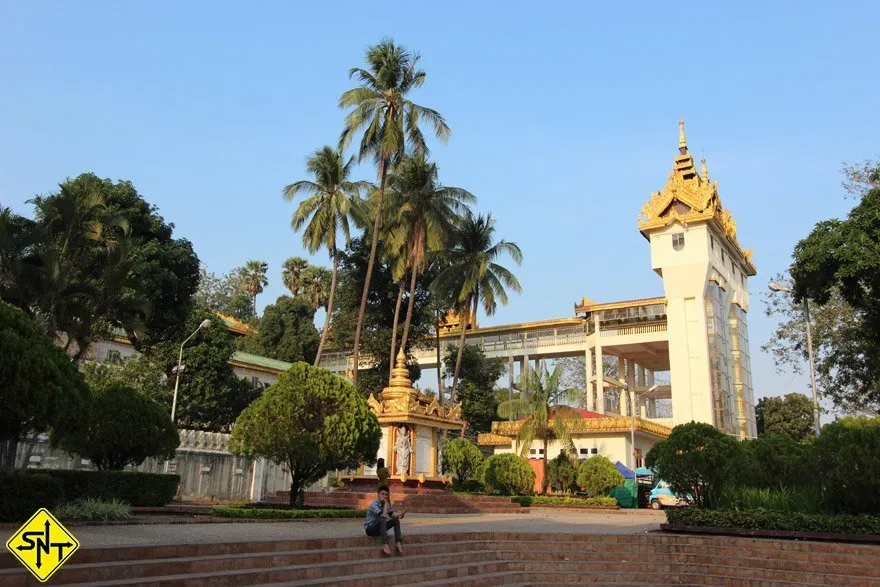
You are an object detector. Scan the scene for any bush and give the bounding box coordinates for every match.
[441,438,484,487]
[716,486,824,515]
[483,454,535,496]
[576,455,624,497]
[646,421,742,508]
[32,470,179,506]
[56,378,180,470]
[0,473,65,522]
[815,416,880,515]
[737,434,814,489]
[212,507,366,519]
[511,495,617,507]
[546,453,578,493]
[665,507,880,535]
[55,498,132,521]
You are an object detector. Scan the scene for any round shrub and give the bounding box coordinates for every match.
[815,416,880,515]
[0,473,65,522]
[441,438,484,489]
[576,455,624,497]
[546,452,578,493]
[483,454,535,496]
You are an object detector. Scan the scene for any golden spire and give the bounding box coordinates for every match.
[388,350,413,389]
[701,150,708,180]
[678,117,688,153]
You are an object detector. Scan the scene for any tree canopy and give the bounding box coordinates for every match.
[443,345,504,434]
[0,301,90,473]
[229,362,380,507]
[237,296,319,364]
[755,393,814,441]
[576,455,624,497]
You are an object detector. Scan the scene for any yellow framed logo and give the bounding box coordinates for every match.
[5,508,80,583]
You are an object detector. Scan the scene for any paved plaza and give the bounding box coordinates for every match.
[66,510,666,548]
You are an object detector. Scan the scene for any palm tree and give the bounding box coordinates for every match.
[301,265,332,312]
[498,363,580,494]
[238,260,268,315]
[387,156,475,355]
[339,38,451,386]
[281,257,310,296]
[283,146,369,365]
[434,213,522,402]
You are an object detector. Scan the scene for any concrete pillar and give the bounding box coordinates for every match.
[637,365,645,389]
[647,370,655,387]
[522,354,530,392]
[594,313,604,413]
[627,359,636,417]
[648,398,657,418]
[508,356,515,421]
[584,347,594,411]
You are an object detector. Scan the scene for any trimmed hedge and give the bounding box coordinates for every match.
[29,470,179,507]
[0,473,65,522]
[666,507,880,535]
[212,507,366,519]
[512,495,618,507]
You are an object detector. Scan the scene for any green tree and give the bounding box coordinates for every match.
[458,382,500,436]
[547,452,578,493]
[284,147,369,365]
[239,296,319,364]
[138,310,262,432]
[498,364,579,494]
[338,39,451,388]
[645,422,743,508]
[440,437,484,487]
[301,265,332,312]
[229,362,381,507]
[434,213,522,402]
[791,182,880,411]
[443,345,504,433]
[281,257,310,297]
[754,393,814,441]
[814,416,880,514]
[576,455,624,497]
[386,156,474,355]
[0,301,90,473]
[58,378,179,470]
[483,453,535,496]
[236,260,269,315]
[739,434,813,489]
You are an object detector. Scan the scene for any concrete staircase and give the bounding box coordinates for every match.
[270,489,529,514]
[2,532,879,586]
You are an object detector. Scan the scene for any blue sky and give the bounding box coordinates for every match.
[2,1,877,401]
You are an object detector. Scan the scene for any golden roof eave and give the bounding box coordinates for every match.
[574,296,667,315]
[477,432,514,447]
[490,417,672,439]
[437,317,585,339]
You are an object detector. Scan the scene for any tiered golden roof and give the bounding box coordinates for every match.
[487,417,672,440]
[638,119,756,275]
[367,351,463,429]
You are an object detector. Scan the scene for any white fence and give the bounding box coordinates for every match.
[14,429,326,503]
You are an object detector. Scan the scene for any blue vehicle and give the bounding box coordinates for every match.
[648,479,690,510]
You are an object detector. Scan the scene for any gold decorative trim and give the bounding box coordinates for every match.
[477,433,514,447]
[575,296,666,315]
[438,317,584,339]
[491,417,672,438]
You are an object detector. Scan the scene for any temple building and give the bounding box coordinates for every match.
[469,120,758,474]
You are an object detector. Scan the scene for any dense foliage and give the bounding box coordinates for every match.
[665,507,880,536]
[483,454,535,496]
[814,416,880,515]
[576,455,624,497]
[237,296,319,363]
[55,498,132,521]
[738,434,814,489]
[444,345,504,433]
[56,379,179,470]
[0,473,65,522]
[646,422,742,509]
[546,452,578,493]
[0,301,90,473]
[229,362,380,507]
[440,437,484,487]
[30,470,180,506]
[755,393,814,441]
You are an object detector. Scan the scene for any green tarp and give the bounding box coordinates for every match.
[611,479,638,508]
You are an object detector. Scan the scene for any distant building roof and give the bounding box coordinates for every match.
[216,314,257,336]
[230,352,292,374]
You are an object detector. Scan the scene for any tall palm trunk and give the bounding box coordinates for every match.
[314,248,338,366]
[352,164,388,387]
[388,277,407,380]
[398,263,420,353]
[450,292,478,403]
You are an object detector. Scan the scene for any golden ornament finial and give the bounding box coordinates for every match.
[678,117,687,152]
[701,153,708,180]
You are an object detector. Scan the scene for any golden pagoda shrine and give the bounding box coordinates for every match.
[344,351,464,490]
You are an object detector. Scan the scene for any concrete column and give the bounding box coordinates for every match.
[594,313,604,413]
[535,358,542,377]
[584,348,594,411]
[627,359,636,417]
[648,398,657,418]
[640,399,648,419]
[522,354,530,392]
[647,370,655,387]
[637,365,645,389]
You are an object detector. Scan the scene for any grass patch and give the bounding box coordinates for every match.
[666,508,880,535]
[716,486,824,514]
[212,507,366,519]
[55,498,132,521]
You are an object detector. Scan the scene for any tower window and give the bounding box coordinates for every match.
[672,233,685,251]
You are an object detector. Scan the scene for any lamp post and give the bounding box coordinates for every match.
[170,319,213,425]
[624,379,658,471]
[768,281,821,436]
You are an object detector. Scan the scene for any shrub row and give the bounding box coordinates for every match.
[511,495,618,507]
[29,470,180,507]
[666,507,880,535]
[212,507,366,519]
[0,473,65,523]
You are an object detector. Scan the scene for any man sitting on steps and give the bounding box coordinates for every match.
[364,486,406,555]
